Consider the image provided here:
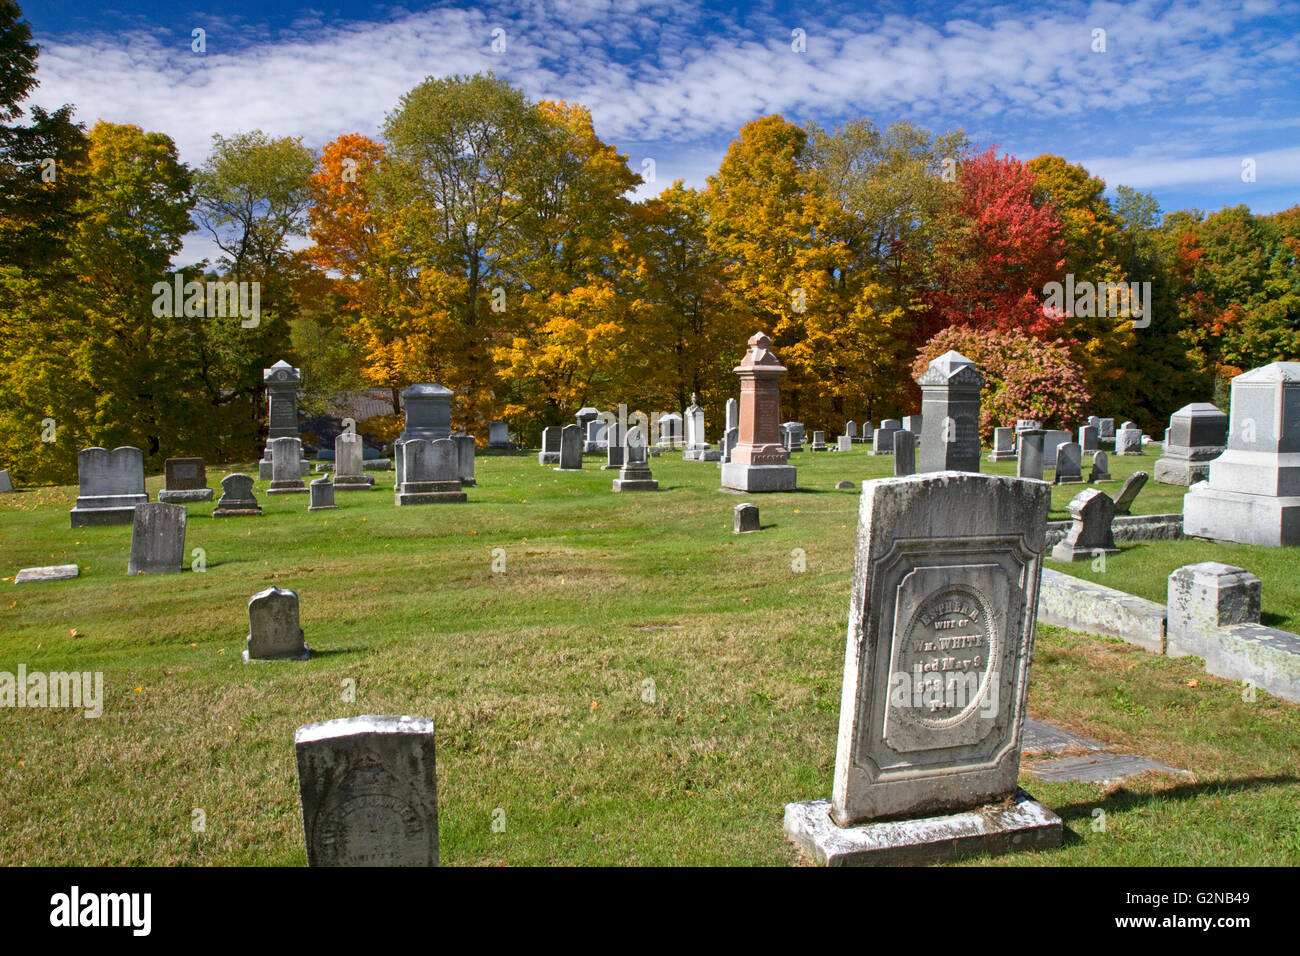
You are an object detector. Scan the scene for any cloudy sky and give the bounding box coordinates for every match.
[20,0,1300,266]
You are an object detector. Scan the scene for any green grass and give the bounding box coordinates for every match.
[0,445,1296,866]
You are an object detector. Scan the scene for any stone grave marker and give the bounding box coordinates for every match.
[893,429,915,476]
[395,439,466,504]
[1097,418,1115,439]
[1051,488,1119,562]
[656,412,683,448]
[784,472,1059,865]
[1114,421,1144,455]
[837,435,852,452]
[538,427,561,465]
[1078,425,1099,453]
[397,384,453,444]
[244,586,309,661]
[334,432,374,491]
[612,425,658,491]
[733,502,760,533]
[1042,430,1071,468]
[845,421,858,440]
[720,332,796,492]
[1053,442,1083,484]
[720,426,739,464]
[488,420,511,448]
[267,437,308,495]
[1016,427,1045,481]
[556,423,583,470]
[1113,470,1148,515]
[988,427,1015,462]
[917,351,983,474]
[1089,450,1111,483]
[158,457,213,503]
[258,360,308,479]
[309,475,337,511]
[903,415,923,436]
[1166,562,1262,659]
[295,715,439,867]
[213,473,262,517]
[873,420,900,456]
[810,430,827,452]
[603,422,624,470]
[454,435,476,487]
[15,564,79,584]
[0,469,12,493]
[1154,402,1228,485]
[725,398,739,434]
[70,446,149,527]
[127,502,187,575]
[781,421,805,453]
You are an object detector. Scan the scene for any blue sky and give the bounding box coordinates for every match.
[19,0,1300,266]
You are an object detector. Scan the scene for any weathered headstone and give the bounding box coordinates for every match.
[158,457,213,503]
[655,412,683,448]
[538,426,561,465]
[395,439,466,504]
[14,564,79,584]
[893,429,915,476]
[70,446,149,527]
[917,351,983,474]
[244,586,309,662]
[603,422,624,470]
[258,360,308,479]
[212,473,262,517]
[988,427,1015,462]
[488,420,511,449]
[1183,363,1300,545]
[397,384,453,444]
[1053,442,1083,484]
[1078,425,1099,453]
[267,437,308,494]
[837,435,852,453]
[845,421,858,440]
[721,333,797,492]
[309,475,337,511]
[334,432,374,491]
[556,423,583,471]
[584,418,607,453]
[1154,402,1228,485]
[733,502,760,533]
[612,425,658,491]
[126,502,187,575]
[1113,470,1148,515]
[784,472,1059,865]
[1051,489,1119,562]
[1097,418,1115,440]
[782,421,805,453]
[1088,450,1111,483]
[903,415,923,436]
[575,406,600,435]
[295,715,439,867]
[1016,428,1045,481]
[1042,430,1071,468]
[1114,421,1144,455]
[873,420,900,456]
[0,469,12,493]
[454,435,476,487]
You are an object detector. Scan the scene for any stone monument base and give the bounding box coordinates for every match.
[1183,484,1300,546]
[213,505,262,517]
[267,483,308,495]
[243,644,310,663]
[720,462,796,493]
[70,494,148,528]
[538,452,559,465]
[612,477,658,491]
[333,476,375,491]
[158,489,214,503]
[1153,459,1211,485]
[987,450,1016,462]
[783,789,1061,867]
[395,481,467,505]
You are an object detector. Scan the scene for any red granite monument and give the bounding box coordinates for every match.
[721,332,797,492]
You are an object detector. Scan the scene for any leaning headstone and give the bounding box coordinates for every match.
[258,360,307,479]
[612,425,658,491]
[244,586,309,662]
[126,502,186,575]
[1112,470,1149,515]
[0,469,12,493]
[267,437,308,494]
[810,430,827,452]
[873,420,900,456]
[720,332,797,492]
[14,564,79,584]
[309,475,337,512]
[1154,402,1228,485]
[158,457,213,503]
[213,473,262,517]
[70,446,149,527]
[333,432,374,491]
[988,427,1015,462]
[1088,450,1112,483]
[1053,442,1083,484]
[454,435,476,487]
[397,384,454,444]
[1078,425,1099,453]
[916,351,984,474]
[892,429,915,476]
[1016,428,1045,481]
[294,715,439,867]
[837,435,852,453]
[784,472,1059,866]
[556,423,583,471]
[733,502,759,533]
[1114,421,1144,455]
[1051,489,1119,562]
[1183,363,1300,545]
[538,426,561,465]
[395,439,466,504]
[488,420,511,449]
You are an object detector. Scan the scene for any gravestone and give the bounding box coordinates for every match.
[556,424,583,471]
[903,415,923,437]
[683,395,710,459]
[1042,430,1071,468]
[656,412,683,448]
[334,432,374,491]
[267,437,308,494]
[397,384,453,444]
[295,715,439,867]
[1183,363,1300,545]
[1053,442,1083,484]
[917,351,984,474]
[988,427,1015,462]
[810,430,827,452]
[873,420,900,456]
[784,472,1059,865]
[733,502,760,533]
[584,419,607,453]
[856,422,873,444]
[893,429,915,476]
[454,435,476,487]
[1154,402,1228,485]
[1089,450,1111,483]
[837,435,852,452]
[126,502,187,575]
[720,332,797,492]
[575,407,601,435]
[782,421,805,453]
[1097,418,1115,440]
[70,446,149,527]
[158,458,213,503]
[488,420,511,449]
[14,564,79,584]
[1051,489,1119,562]
[778,424,791,452]
[396,439,466,504]
[612,425,658,491]
[603,422,624,470]
[1114,421,1144,455]
[1113,470,1148,515]
[1016,428,1045,481]
[725,398,739,434]
[212,473,262,517]
[538,426,561,465]
[1166,562,1262,659]
[836,480,854,489]
[258,361,308,479]
[309,475,337,511]
[845,421,858,441]
[0,469,12,493]
[1078,425,1099,453]
[244,586,309,661]
[721,426,739,464]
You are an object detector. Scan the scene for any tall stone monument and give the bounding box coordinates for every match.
[720,332,797,493]
[1183,362,1300,546]
[784,472,1060,865]
[259,361,308,479]
[1154,402,1228,485]
[683,394,711,460]
[916,351,984,474]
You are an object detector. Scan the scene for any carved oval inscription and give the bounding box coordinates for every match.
[899,584,997,729]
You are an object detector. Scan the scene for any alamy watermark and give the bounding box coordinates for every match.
[1,665,103,718]
[151,273,260,327]
[1042,274,1151,329]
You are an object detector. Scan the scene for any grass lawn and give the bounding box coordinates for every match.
[1,445,1296,866]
